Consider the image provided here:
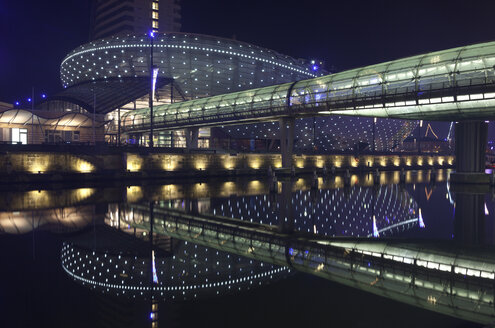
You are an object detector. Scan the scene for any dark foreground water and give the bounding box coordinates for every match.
[1,169,494,328]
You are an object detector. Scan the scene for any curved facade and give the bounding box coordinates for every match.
[61,32,320,98]
[61,32,419,151]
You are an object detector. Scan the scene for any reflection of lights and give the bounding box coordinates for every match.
[485,203,489,216]
[152,250,158,284]
[75,188,95,201]
[373,215,379,237]
[248,180,263,193]
[418,208,425,228]
[127,186,143,202]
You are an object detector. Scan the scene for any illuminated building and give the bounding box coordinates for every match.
[90,0,181,40]
[0,107,104,144]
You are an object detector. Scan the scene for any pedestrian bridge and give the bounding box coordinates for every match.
[122,40,495,132]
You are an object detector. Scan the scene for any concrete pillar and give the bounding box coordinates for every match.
[450,121,488,184]
[279,117,295,168]
[185,127,199,149]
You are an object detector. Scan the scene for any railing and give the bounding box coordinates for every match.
[122,40,495,132]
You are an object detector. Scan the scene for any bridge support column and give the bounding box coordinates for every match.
[279,117,295,168]
[450,121,489,184]
[185,127,199,150]
[454,192,486,245]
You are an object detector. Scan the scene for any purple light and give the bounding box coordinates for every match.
[27,98,32,102]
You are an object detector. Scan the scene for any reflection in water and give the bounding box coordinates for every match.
[119,206,495,325]
[2,170,494,327]
[61,224,289,301]
[207,184,419,237]
[0,205,97,234]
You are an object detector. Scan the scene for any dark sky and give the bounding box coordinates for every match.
[1,0,495,137]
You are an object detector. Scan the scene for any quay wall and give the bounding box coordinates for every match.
[0,149,454,182]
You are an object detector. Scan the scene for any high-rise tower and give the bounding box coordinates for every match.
[90,0,181,40]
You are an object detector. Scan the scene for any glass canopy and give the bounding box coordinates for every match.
[122,40,495,131]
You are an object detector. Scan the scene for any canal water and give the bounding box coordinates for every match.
[0,169,493,327]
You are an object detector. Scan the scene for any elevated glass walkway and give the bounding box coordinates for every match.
[122,40,495,132]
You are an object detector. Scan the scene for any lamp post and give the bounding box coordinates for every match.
[418,120,423,153]
[149,31,155,148]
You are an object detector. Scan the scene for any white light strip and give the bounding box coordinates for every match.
[61,259,289,292]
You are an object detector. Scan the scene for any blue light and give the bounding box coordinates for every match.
[288,248,294,256]
[41,94,46,98]
[149,30,155,38]
[312,65,318,71]
[27,98,32,102]
[15,101,19,106]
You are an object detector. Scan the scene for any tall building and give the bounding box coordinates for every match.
[90,0,181,40]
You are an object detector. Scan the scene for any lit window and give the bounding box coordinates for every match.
[11,128,28,144]
[152,20,159,29]
[152,2,159,10]
[152,11,159,19]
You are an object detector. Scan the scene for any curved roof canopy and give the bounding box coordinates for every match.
[43,77,173,115]
[0,109,101,127]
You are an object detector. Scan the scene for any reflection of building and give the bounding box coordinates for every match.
[402,136,451,153]
[90,0,181,40]
[61,218,289,301]
[207,184,420,237]
[0,205,97,234]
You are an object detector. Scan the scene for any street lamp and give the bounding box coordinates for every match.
[149,30,155,148]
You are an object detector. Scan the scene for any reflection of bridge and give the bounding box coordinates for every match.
[124,206,495,325]
[122,41,495,176]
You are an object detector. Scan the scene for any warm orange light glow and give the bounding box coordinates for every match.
[127,154,143,172]
[126,186,143,203]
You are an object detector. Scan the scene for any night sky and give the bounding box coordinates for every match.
[1,0,495,137]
